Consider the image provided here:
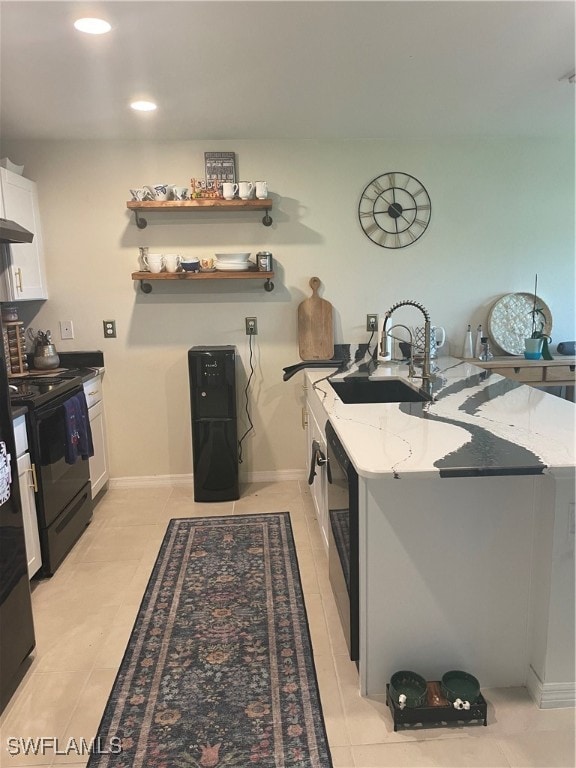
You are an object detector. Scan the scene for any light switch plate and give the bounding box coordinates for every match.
[59,320,74,339]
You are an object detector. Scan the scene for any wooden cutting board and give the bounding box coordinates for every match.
[298,277,334,360]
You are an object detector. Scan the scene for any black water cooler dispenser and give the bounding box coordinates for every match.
[188,346,239,502]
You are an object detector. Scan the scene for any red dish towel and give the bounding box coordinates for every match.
[63,393,94,464]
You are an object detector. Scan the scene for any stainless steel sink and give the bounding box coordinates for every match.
[329,377,432,404]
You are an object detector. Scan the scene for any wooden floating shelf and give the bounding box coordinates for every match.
[131,270,275,293]
[127,199,272,211]
[126,198,273,228]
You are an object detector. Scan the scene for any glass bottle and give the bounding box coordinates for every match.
[479,337,493,361]
[462,325,474,358]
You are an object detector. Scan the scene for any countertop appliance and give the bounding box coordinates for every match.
[326,420,359,663]
[9,373,93,575]
[188,346,239,502]
[0,316,35,712]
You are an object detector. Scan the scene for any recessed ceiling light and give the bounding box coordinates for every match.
[74,17,111,35]
[130,100,158,112]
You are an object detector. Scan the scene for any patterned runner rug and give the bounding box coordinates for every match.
[87,513,332,768]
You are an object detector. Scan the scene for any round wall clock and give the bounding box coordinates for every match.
[358,172,431,248]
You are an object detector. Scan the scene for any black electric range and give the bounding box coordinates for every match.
[9,369,94,576]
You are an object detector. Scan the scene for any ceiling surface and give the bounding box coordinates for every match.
[0,0,574,142]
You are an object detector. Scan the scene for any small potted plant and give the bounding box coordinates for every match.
[525,274,552,360]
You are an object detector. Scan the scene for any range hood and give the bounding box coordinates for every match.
[0,217,34,244]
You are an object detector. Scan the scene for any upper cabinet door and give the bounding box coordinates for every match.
[0,168,48,301]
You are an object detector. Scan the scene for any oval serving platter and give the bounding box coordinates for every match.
[488,292,552,356]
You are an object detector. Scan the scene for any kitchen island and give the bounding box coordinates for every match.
[305,356,575,708]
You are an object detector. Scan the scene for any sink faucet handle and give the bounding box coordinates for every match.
[377,316,391,360]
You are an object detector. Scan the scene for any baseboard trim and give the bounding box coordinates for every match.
[109,469,307,490]
[527,666,576,709]
[110,474,193,489]
[246,469,307,483]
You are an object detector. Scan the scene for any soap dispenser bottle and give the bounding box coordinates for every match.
[475,324,483,358]
[462,325,474,358]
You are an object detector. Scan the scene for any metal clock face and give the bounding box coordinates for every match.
[358,172,431,248]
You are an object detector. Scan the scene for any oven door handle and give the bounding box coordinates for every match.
[35,389,83,421]
[36,402,65,421]
[308,439,332,485]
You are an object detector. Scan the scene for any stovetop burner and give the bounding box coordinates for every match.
[9,375,83,408]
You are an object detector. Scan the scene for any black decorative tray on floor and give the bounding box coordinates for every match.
[386,681,487,731]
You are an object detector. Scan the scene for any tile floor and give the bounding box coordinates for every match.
[0,481,574,768]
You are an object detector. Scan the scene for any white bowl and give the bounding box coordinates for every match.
[215,261,251,271]
[214,252,251,263]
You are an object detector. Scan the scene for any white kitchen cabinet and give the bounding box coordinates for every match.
[83,372,109,499]
[304,382,330,551]
[0,168,48,301]
[13,414,42,578]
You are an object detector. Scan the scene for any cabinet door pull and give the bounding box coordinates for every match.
[28,463,38,492]
[15,268,23,293]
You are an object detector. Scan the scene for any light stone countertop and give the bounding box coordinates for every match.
[305,355,576,479]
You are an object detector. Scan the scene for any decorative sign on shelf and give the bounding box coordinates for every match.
[205,151,236,185]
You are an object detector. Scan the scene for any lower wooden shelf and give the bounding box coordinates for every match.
[131,270,275,293]
[386,682,487,731]
[467,356,575,400]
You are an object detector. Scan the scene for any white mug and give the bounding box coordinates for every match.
[130,188,152,201]
[143,253,165,273]
[413,326,446,359]
[238,181,254,200]
[172,186,189,201]
[145,184,171,201]
[255,181,268,199]
[200,256,215,270]
[164,254,181,273]
[222,182,239,200]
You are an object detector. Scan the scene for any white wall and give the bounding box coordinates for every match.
[3,138,574,481]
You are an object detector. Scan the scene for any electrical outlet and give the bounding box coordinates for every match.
[59,320,74,340]
[245,317,258,335]
[366,314,378,332]
[103,320,116,338]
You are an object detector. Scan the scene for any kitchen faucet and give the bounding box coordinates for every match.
[385,324,416,378]
[380,300,433,382]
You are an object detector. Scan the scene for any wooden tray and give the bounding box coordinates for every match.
[386,681,487,731]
